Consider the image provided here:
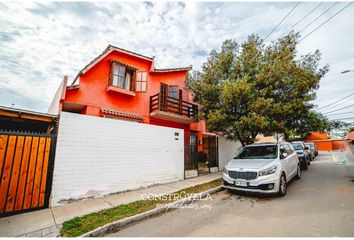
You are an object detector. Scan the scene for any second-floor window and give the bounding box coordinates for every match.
[168,86,179,99]
[111,63,134,91]
[136,71,148,92]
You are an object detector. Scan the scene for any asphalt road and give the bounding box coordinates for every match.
[107,152,354,237]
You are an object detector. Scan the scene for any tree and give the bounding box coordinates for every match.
[328,120,353,138]
[287,111,331,140]
[187,32,329,146]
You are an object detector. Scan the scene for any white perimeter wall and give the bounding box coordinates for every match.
[51,112,184,206]
[218,136,242,170]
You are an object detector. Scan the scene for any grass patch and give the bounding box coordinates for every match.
[60,178,221,237]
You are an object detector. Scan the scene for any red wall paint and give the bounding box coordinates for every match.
[63,49,208,154]
[332,140,348,150]
[347,131,354,140]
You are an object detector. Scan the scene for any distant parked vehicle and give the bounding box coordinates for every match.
[291,141,311,170]
[222,142,301,197]
[305,142,318,159]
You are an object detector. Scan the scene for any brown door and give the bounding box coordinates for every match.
[208,136,218,168]
[186,133,198,170]
[0,132,56,217]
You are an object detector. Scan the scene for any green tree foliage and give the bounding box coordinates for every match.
[329,120,353,134]
[187,33,329,146]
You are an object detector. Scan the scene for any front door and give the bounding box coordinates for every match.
[200,136,218,174]
[186,133,198,170]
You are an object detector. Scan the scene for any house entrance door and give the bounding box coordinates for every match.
[186,133,198,170]
[201,135,218,173]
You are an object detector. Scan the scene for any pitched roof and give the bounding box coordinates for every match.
[109,59,138,70]
[0,105,58,123]
[152,66,192,73]
[70,45,154,87]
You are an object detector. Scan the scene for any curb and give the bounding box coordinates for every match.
[80,186,223,237]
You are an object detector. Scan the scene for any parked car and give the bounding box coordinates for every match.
[291,141,311,169]
[222,142,301,197]
[304,142,317,159]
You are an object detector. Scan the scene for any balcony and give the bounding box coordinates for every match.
[149,93,198,124]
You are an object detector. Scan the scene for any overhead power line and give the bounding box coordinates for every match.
[329,117,354,121]
[317,92,354,110]
[297,2,338,34]
[326,111,354,116]
[281,2,324,37]
[299,2,353,42]
[264,2,301,41]
[322,104,354,115]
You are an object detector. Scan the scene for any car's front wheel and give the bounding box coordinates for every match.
[295,164,301,180]
[278,174,287,197]
[301,158,308,170]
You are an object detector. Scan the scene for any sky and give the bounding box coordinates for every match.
[0,1,354,122]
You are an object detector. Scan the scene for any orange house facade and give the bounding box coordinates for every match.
[49,45,218,172]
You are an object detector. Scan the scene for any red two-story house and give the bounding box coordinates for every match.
[49,45,218,174]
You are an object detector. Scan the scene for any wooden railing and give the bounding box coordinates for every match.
[150,93,198,120]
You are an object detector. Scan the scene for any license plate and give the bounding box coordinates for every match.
[235,179,247,187]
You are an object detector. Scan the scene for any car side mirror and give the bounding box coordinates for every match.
[281,152,288,159]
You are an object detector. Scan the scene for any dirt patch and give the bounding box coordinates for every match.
[221,195,232,201]
[336,188,354,195]
[297,187,317,192]
[256,198,271,204]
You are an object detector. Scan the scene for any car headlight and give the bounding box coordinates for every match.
[259,166,277,176]
[223,167,228,175]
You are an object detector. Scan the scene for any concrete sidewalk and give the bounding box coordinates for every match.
[0,172,221,237]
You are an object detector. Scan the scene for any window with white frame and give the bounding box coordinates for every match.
[136,71,148,92]
[111,63,134,91]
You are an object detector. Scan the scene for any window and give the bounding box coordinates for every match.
[168,86,179,99]
[136,71,147,92]
[233,145,278,159]
[279,145,286,154]
[284,144,292,155]
[291,143,303,150]
[111,63,134,91]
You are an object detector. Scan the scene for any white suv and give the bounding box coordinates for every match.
[222,142,301,196]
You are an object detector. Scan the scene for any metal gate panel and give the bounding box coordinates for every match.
[208,136,218,168]
[0,132,56,217]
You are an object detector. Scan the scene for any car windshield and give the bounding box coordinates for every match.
[291,143,303,150]
[234,145,278,159]
[305,143,314,149]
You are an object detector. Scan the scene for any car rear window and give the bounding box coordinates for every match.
[306,143,315,147]
[234,145,278,159]
[291,143,303,150]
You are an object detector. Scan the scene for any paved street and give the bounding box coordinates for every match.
[107,152,354,237]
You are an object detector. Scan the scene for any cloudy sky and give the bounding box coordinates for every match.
[0,1,354,121]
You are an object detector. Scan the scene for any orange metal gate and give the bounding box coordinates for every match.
[0,132,56,217]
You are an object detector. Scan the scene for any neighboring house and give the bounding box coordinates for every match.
[255,134,284,143]
[347,130,354,142]
[48,45,223,174]
[305,131,351,151]
[0,105,57,133]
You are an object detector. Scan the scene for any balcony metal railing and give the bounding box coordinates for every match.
[149,93,198,120]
